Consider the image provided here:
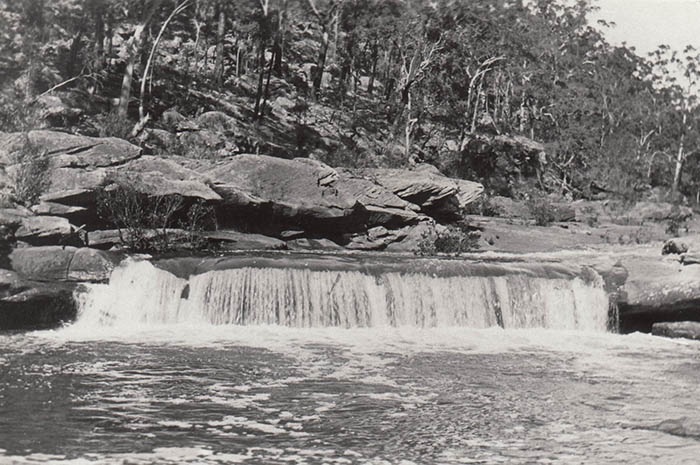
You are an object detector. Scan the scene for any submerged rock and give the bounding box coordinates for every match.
[0,282,77,330]
[652,321,700,340]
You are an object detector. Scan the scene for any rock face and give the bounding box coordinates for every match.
[14,215,80,246]
[364,164,483,220]
[618,254,700,332]
[205,155,362,233]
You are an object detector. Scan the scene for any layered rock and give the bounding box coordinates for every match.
[362,164,483,220]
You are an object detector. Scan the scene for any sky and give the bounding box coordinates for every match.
[591,0,700,57]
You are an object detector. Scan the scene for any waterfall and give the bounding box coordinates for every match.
[75,257,610,331]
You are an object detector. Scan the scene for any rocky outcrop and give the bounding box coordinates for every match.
[14,215,80,246]
[9,246,121,281]
[364,164,483,220]
[205,155,362,233]
[616,251,700,332]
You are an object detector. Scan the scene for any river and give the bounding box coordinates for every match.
[1,258,699,464]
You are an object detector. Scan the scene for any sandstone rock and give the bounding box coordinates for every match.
[87,228,192,250]
[280,229,305,239]
[336,170,422,227]
[681,253,700,265]
[651,321,700,340]
[0,282,77,330]
[67,247,122,281]
[0,207,33,230]
[15,215,81,246]
[286,238,344,251]
[364,164,483,219]
[41,166,109,205]
[113,156,221,201]
[206,154,363,231]
[202,230,286,250]
[23,130,142,168]
[9,246,119,281]
[619,255,700,332]
[9,246,77,280]
[31,201,88,217]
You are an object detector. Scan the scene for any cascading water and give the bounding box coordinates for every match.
[74,257,610,331]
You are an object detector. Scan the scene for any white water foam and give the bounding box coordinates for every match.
[72,258,610,331]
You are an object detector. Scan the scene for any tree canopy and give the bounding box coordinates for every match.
[2,0,699,202]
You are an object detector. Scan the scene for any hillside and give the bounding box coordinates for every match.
[1,0,699,200]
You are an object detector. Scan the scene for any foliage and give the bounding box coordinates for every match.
[417,221,480,256]
[94,111,134,140]
[2,0,700,204]
[525,195,557,227]
[9,135,50,206]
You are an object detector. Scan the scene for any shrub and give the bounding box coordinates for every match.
[94,111,134,140]
[525,195,557,226]
[9,135,51,206]
[417,221,481,256]
[97,181,217,253]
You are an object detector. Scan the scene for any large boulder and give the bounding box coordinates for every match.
[205,154,364,233]
[363,164,483,220]
[335,169,422,227]
[0,130,141,169]
[618,254,700,332]
[14,215,81,246]
[112,156,221,201]
[9,246,120,281]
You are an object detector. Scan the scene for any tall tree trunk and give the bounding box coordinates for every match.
[672,112,687,193]
[367,42,378,95]
[66,29,84,77]
[214,2,226,88]
[117,0,161,118]
[253,40,267,118]
[273,0,287,75]
[93,3,105,71]
[312,27,329,94]
[138,0,191,122]
[253,0,270,118]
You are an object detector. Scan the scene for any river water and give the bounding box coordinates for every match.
[1,259,699,464]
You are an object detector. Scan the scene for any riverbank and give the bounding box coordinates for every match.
[0,129,699,335]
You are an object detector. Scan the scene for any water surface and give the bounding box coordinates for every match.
[2,326,699,464]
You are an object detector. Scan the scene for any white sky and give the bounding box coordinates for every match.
[591,0,700,57]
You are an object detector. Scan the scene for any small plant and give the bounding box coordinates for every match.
[464,194,499,217]
[94,111,134,140]
[417,221,481,256]
[525,195,556,226]
[9,135,51,206]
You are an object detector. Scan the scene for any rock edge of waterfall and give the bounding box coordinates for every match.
[0,130,700,335]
